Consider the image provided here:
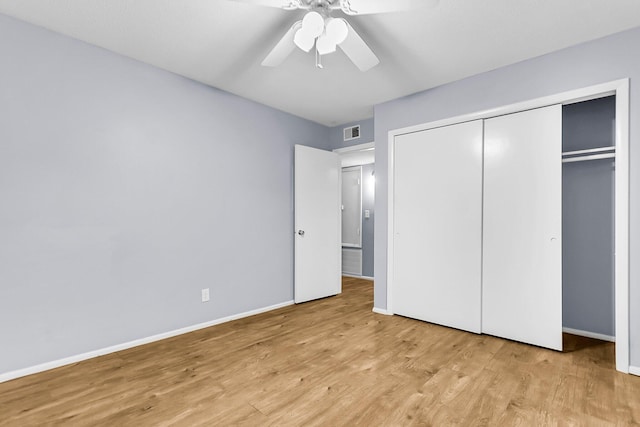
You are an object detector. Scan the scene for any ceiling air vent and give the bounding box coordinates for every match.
[343,125,361,142]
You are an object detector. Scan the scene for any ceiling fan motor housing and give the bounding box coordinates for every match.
[255,0,394,71]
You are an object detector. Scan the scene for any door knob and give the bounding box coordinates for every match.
[298,230,305,236]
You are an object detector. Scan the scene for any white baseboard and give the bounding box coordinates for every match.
[0,300,294,384]
[629,366,640,376]
[372,307,392,315]
[563,327,615,342]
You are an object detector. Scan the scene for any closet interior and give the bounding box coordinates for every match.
[562,96,616,341]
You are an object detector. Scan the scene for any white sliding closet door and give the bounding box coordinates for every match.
[393,120,483,333]
[483,105,562,351]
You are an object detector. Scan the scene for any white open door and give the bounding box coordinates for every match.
[482,105,563,351]
[294,145,341,303]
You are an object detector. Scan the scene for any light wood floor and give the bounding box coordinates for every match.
[1,277,639,426]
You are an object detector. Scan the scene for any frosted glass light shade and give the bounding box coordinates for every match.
[294,28,314,52]
[326,18,348,45]
[301,11,324,38]
[316,34,336,55]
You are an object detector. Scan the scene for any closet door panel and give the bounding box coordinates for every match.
[393,120,483,333]
[482,105,562,351]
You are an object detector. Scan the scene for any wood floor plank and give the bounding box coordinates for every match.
[1,276,639,426]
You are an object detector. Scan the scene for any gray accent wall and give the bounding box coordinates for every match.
[374,26,640,366]
[562,97,615,337]
[0,14,330,375]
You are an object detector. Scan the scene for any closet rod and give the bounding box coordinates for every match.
[562,146,615,156]
[562,153,615,163]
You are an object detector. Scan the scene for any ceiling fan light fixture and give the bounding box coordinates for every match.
[316,33,336,55]
[294,27,315,52]
[325,18,348,45]
[301,11,324,38]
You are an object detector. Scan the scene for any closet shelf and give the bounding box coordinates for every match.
[562,153,615,163]
[562,146,615,163]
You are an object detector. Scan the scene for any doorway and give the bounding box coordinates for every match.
[334,142,375,280]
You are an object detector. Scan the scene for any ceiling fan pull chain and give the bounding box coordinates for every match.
[315,45,323,69]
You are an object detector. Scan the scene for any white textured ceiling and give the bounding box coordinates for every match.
[1,0,640,126]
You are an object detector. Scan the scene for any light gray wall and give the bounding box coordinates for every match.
[0,14,330,375]
[361,163,375,278]
[374,26,640,366]
[329,118,374,149]
[562,97,615,336]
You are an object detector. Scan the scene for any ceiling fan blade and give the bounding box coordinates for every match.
[230,0,301,9]
[261,21,302,67]
[338,22,379,71]
[340,0,438,15]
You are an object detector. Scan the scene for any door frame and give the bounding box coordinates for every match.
[334,141,375,154]
[386,79,630,373]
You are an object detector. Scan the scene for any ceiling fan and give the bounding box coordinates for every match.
[232,0,438,71]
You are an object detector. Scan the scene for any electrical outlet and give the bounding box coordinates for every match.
[201,288,210,303]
